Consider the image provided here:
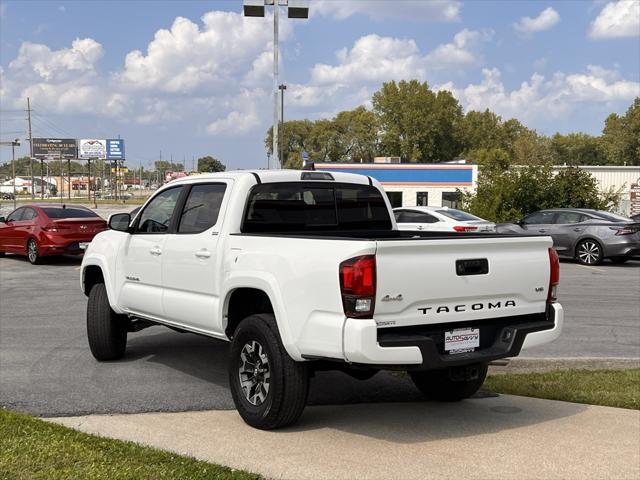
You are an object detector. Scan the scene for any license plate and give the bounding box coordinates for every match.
[445,328,480,354]
[79,242,90,250]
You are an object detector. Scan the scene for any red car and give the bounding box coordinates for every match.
[0,204,107,264]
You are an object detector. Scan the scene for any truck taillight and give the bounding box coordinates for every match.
[339,255,376,318]
[453,225,477,232]
[548,248,559,303]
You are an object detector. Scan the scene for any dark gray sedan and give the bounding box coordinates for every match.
[498,208,640,265]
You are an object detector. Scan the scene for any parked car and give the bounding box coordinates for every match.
[1,192,15,200]
[394,206,496,232]
[0,204,107,264]
[82,170,562,429]
[497,208,640,265]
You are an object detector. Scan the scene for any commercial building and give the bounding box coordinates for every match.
[314,162,477,209]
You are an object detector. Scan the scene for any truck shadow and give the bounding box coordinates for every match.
[125,330,586,444]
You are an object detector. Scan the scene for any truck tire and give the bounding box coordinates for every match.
[410,363,488,402]
[229,313,309,430]
[87,283,127,361]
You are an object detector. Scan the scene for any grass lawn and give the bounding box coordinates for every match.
[484,368,640,410]
[0,408,259,480]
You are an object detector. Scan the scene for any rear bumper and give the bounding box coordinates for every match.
[603,239,640,258]
[39,235,94,256]
[342,303,563,370]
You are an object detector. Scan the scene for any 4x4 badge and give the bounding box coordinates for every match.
[381,294,403,302]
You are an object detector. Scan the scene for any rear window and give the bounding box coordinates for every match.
[42,207,99,219]
[436,209,482,221]
[242,182,392,233]
[590,211,632,222]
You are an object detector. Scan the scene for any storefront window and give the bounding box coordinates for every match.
[442,192,461,209]
[417,192,429,206]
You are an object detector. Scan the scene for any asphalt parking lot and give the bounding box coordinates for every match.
[0,254,638,417]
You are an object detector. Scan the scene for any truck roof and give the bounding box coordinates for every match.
[165,169,373,186]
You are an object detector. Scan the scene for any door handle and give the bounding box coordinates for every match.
[417,225,424,230]
[538,229,547,233]
[573,228,583,232]
[195,249,211,259]
[149,247,162,256]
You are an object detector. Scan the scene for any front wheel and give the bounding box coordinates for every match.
[575,239,603,265]
[410,363,488,402]
[229,314,309,430]
[27,238,41,265]
[87,283,128,360]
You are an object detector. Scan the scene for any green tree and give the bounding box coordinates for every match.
[197,156,226,173]
[601,97,640,165]
[463,150,619,223]
[154,160,184,172]
[372,80,463,162]
[550,133,607,166]
[457,109,505,155]
[549,166,621,210]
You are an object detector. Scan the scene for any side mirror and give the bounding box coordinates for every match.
[108,213,131,232]
[517,219,525,227]
[0,216,5,223]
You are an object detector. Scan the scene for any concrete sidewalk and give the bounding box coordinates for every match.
[51,395,639,480]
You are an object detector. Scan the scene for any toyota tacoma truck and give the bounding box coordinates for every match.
[81,170,563,429]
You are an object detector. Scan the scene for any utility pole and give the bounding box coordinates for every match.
[26,97,34,199]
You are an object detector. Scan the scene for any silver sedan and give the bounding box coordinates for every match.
[497,208,640,265]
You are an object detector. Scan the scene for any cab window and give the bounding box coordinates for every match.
[178,184,227,234]
[135,186,183,233]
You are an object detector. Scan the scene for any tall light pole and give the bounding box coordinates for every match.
[279,83,287,165]
[244,0,308,170]
[0,139,20,209]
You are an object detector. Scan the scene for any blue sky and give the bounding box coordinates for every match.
[1,0,639,169]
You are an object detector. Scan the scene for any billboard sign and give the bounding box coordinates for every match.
[106,139,125,160]
[32,138,77,159]
[79,139,107,159]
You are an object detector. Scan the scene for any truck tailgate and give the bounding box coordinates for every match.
[374,236,553,328]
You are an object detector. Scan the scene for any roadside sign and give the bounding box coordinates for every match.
[33,138,77,159]
[79,139,107,159]
[106,139,125,160]
[630,183,640,216]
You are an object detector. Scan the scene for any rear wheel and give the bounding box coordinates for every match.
[410,363,488,402]
[229,314,309,430]
[610,256,629,264]
[27,238,41,265]
[575,239,603,265]
[87,283,127,360]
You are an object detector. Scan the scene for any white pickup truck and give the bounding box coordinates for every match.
[81,170,563,429]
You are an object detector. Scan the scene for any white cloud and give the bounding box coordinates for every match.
[441,66,640,124]
[424,29,493,70]
[9,38,103,82]
[117,12,278,94]
[513,7,560,35]
[590,1,640,38]
[314,0,461,22]
[309,29,491,87]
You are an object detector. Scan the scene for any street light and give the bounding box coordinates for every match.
[279,83,287,165]
[0,139,20,209]
[243,0,309,170]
